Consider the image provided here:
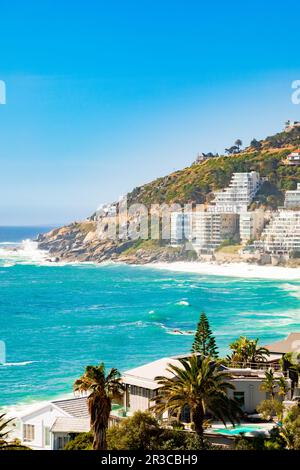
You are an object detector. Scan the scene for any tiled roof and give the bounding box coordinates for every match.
[265,332,300,354]
[122,354,198,389]
[50,417,90,433]
[52,397,89,418]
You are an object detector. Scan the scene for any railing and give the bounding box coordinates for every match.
[227,361,283,371]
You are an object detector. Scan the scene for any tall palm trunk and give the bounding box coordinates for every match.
[89,396,111,450]
[92,422,107,450]
[192,404,205,446]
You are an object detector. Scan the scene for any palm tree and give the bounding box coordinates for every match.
[0,414,29,450]
[278,376,290,399]
[154,355,241,444]
[246,338,270,363]
[260,369,277,399]
[229,336,269,365]
[74,363,124,450]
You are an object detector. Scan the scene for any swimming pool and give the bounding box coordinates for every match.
[212,424,271,435]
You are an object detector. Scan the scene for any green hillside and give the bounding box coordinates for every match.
[127,144,299,210]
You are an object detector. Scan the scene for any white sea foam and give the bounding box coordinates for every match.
[176,300,190,306]
[0,361,35,367]
[281,283,300,299]
[0,239,48,265]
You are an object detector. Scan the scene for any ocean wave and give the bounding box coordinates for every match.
[0,239,49,267]
[176,300,190,306]
[281,283,300,299]
[0,361,36,367]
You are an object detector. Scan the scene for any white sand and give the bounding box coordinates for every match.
[146,261,300,280]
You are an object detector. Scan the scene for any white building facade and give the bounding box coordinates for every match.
[239,210,266,244]
[258,210,300,255]
[121,355,290,417]
[16,397,90,450]
[212,172,261,214]
[285,183,300,209]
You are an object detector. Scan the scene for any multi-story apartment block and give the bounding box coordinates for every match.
[239,210,266,244]
[212,172,261,213]
[170,212,192,246]
[191,212,239,253]
[258,210,300,255]
[170,211,239,253]
[284,183,300,209]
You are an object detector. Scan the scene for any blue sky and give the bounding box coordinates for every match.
[0,0,300,225]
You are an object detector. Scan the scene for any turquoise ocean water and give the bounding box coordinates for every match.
[0,227,300,408]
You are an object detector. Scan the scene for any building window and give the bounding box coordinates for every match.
[45,427,50,446]
[23,424,35,442]
[234,391,245,407]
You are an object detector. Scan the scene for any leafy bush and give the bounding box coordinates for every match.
[64,432,93,450]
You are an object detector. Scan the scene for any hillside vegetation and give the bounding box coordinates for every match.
[38,125,300,264]
[127,133,300,209]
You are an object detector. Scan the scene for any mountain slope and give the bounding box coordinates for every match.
[37,127,300,264]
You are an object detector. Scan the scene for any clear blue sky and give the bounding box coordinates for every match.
[0,0,300,225]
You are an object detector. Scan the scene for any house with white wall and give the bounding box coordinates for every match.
[121,354,290,417]
[16,396,90,450]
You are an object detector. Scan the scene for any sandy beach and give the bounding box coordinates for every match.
[147,261,300,280]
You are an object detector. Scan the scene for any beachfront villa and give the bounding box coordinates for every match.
[15,397,90,450]
[16,338,300,450]
[120,354,290,419]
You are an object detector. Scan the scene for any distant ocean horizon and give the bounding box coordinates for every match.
[0,226,56,245]
[0,226,300,408]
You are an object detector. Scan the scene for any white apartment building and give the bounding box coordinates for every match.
[239,210,266,244]
[170,211,239,253]
[284,183,300,209]
[191,212,239,253]
[212,172,261,213]
[258,210,300,255]
[170,212,192,246]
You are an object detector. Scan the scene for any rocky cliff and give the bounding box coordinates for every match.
[37,126,300,264]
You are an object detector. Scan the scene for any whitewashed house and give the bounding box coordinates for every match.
[17,396,90,450]
[121,354,290,417]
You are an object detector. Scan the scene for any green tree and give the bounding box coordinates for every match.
[235,139,242,151]
[154,355,241,445]
[279,405,300,450]
[74,363,124,450]
[107,412,160,450]
[64,432,93,450]
[229,336,269,365]
[257,399,283,422]
[260,369,277,399]
[192,312,218,357]
[250,138,262,150]
[278,375,290,398]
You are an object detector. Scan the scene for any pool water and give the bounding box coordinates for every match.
[214,425,268,435]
